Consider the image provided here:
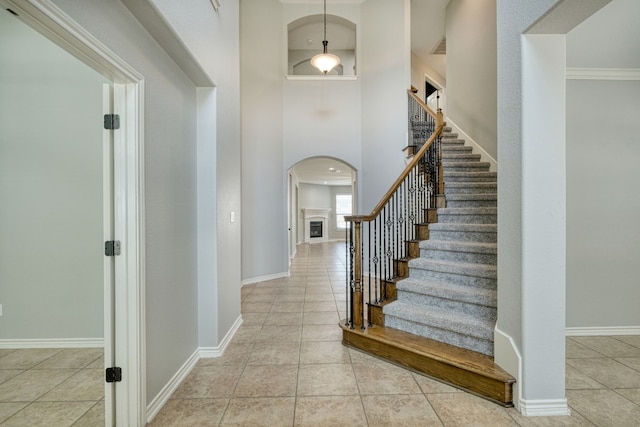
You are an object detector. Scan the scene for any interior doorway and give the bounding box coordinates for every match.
[0,2,145,425]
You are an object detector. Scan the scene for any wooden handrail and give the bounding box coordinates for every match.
[346,122,443,223]
[408,89,438,120]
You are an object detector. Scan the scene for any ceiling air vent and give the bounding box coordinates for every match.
[431,37,446,55]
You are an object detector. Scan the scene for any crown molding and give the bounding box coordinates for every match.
[566,68,640,80]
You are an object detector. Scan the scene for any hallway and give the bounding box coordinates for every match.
[147,241,640,426]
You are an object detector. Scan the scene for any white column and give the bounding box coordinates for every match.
[520,34,568,415]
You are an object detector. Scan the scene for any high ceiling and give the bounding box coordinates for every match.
[291,157,354,186]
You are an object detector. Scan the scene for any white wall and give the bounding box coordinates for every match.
[445,0,497,159]
[564,0,640,331]
[51,0,204,404]
[0,11,107,340]
[149,0,243,352]
[361,0,411,213]
[241,0,286,281]
[411,52,446,114]
[566,81,640,328]
[242,0,411,281]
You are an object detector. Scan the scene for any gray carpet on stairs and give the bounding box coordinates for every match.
[383,128,498,357]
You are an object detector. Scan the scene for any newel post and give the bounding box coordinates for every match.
[351,218,364,329]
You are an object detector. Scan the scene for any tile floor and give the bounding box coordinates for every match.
[148,242,640,426]
[0,347,104,426]
[2,242,639,426]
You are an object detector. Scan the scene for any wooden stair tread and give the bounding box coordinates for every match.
[341,322,514,405]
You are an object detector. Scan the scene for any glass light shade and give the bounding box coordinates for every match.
[310,52,341,74]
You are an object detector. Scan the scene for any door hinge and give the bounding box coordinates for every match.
[104,114,120,130]
[105,367,122,383]
[105,240,121,256]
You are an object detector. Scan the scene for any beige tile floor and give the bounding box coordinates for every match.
[147,242,640,426]
[3,242,639,426]
[0,347,104,426]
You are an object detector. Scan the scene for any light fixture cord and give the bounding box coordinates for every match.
[323,0,328,53]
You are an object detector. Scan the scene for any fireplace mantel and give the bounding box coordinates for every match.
[302,208,331,243]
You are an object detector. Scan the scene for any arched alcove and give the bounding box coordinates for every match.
[288,14,356,76]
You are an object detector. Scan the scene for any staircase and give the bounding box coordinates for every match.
[341,92,513,406]
[383,128,498,357]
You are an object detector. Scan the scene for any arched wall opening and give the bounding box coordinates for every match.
[287,156,357,260]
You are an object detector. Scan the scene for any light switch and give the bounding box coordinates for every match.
[230,211,235,223]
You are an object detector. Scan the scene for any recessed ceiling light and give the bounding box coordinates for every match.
[328,167,335,171]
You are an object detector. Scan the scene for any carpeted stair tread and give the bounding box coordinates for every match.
[442,153,482,161]
[446,194,497,201]
[428,223,497,233]
[438,207,497,215]
[419,239,497,254]
[444,171,497,182]
[397,277,497,307]
[408,258,497,280]
[384,301,495,341]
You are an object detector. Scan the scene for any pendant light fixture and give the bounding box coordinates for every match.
[310,0,341,74]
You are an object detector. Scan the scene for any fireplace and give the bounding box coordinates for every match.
[302,208,331,243]
[310,221,323,238]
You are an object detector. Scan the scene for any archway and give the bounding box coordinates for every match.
[287,157,357,260]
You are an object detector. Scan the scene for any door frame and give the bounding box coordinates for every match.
[0,1,146,425]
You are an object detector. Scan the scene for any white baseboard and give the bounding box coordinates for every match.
[199,315,243,358]
[146,315,244,423]
[146,348,200,423]
[566,326,640,336]
[0,338,103,349]
[494,327,521,410]
[519,399,571,417]
[241,271,289,286]
[445,118,498,172]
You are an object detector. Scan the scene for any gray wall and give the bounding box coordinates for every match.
[445,0,497,159]
[51,0,201,404]
[242,0,410,282]
[566,79,640,328]
[0,11,107,340]
[564,0,640,329]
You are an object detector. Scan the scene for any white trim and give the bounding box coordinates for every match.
[494,327,522,411]
[145,348,200,424]
[285,75,358,81]
[445,118,498,172]
[566,68,640,80]
[147,315,242,422]
[242,271,289,286]
[199,315,243,358]
[518,399,571,417]
[0,338,103,349]
[566,326,640,336]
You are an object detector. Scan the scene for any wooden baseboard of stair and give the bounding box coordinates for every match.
[340,322,515,407]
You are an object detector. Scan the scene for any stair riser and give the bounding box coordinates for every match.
[444,165,491,173]
[442,155,482,162]
[408,268,496,288]
[396,292,497,319]
[442,140,465,147]
[444,174,497,182]
[446,199,497,208]
[442,146,473,153]
[438,214,497,224]
[429,229,497,243]
[445,186,497,195]
[384,316,493,356]
[420,248,497,265]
